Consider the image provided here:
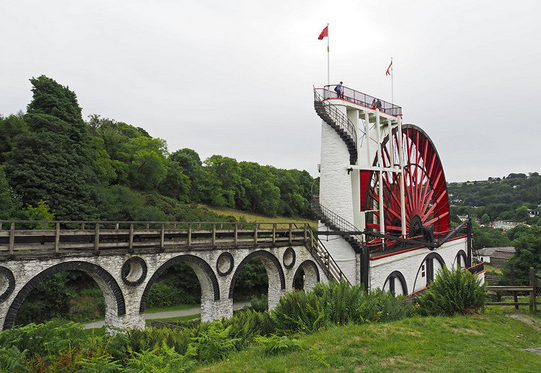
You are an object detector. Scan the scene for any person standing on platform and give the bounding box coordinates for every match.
[334,81,343,98]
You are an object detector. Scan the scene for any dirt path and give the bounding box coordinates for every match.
[84,301,251,329]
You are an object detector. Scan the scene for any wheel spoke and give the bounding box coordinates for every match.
[365,125,450,238]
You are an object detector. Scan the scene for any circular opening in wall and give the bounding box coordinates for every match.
[217,252,234,276]
[283,247,296,269]
[122,257,147,286]
[0,267,15,302]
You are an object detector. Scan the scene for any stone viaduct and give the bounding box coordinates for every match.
[0,221,346,331]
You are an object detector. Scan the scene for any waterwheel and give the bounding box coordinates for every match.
[363,124,450,239]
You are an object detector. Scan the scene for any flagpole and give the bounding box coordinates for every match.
[390,57,394,104]
[327,23,330,85]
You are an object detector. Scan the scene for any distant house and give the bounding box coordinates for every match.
[475,247,515,267]
[491,221,523,231]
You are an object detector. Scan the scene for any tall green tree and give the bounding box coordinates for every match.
[203,155,243,207]
[4,76,99,220]
[0,166,21,219]
[170,148,206,203]
[271,167,313,218]
[0,113,28,164]
[158,161,191,202]
[126,136,169,191]
[501,225,541,285]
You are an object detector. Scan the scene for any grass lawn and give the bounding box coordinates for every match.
[202,204,317,226]
[145,303,200,314]
[193,308,541,373]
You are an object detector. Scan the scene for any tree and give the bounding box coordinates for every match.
[270,167,313,218]
[0,113,28,163]
[515,205,529,221]
[238,162,280,216]
[126,136,169,191]
[471,224,510,250]
[0,166,21,219]
[170,148,207,203]
[501,225,541,285]
[203,155,243,207]
[96,185,168,221]
[4,76,99,220]
[158,161,191,202]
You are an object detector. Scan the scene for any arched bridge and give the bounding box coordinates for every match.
[0,220,347,331]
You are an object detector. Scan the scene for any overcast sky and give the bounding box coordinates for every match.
[2,0,540,182]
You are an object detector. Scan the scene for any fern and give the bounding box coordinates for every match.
[187,322,240,363]
[125,341,194,373]
[417,265,487,316]
[255,335,302,355]
[0,346,30,372]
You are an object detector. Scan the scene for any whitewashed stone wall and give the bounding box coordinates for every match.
[318,106,359,285]
[369,238,469,295]
[0,244,327,332]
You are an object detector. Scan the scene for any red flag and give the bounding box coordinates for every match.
[386,60,393,76]
[318,26,328,40]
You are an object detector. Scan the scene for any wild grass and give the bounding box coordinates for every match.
[5,278,540,372]
[193,312,541,372]
[200,204,317,226]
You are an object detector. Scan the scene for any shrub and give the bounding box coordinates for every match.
[125,341,194,373]
[0,320,87,362]
[187,322,240,363]
[271,281,412,334]
[255,335,302,355]
[250,293,268,312]
[224,308,275,349]
[416,265,487,316]
[271,289,326,334]
[0,346,30,372]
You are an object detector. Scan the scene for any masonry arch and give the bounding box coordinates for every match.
[383,270,408,296]
[453,250,468,269]
[139,254,219,314]
[413,252,445,293]
[3,261,125,330]
[229,250,285,310]
[293,260,320,292]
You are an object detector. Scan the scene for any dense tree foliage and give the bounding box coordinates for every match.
[449,174,541,285]
[0,76,315,222]
[500,225,541,285]
[448,173,541,225]
[0,166,21,219]
[3,76,100,220]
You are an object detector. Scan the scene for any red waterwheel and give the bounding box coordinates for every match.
[362,124,450,239]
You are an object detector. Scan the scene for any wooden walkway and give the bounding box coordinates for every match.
[0,221,311,256]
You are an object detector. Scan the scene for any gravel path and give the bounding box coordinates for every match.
[84,301,251,329]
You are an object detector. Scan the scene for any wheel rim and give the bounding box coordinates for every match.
[364,125,450,238]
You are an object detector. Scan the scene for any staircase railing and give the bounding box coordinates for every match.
[307,229,351,285]
[311,196,363,251]
[313,88,358,165]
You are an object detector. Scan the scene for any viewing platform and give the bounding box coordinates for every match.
[314,84,402,117]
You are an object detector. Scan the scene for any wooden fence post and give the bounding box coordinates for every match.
[511,264,518,309]
[530,267,536,314]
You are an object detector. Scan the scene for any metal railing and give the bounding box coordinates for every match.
[307,229,351,285]
[314,85,403,117]
[314,88,359,165]
[366,220,470,257]
[310,197,470,258]
[311,196,363,250]
[311,197,357,234]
